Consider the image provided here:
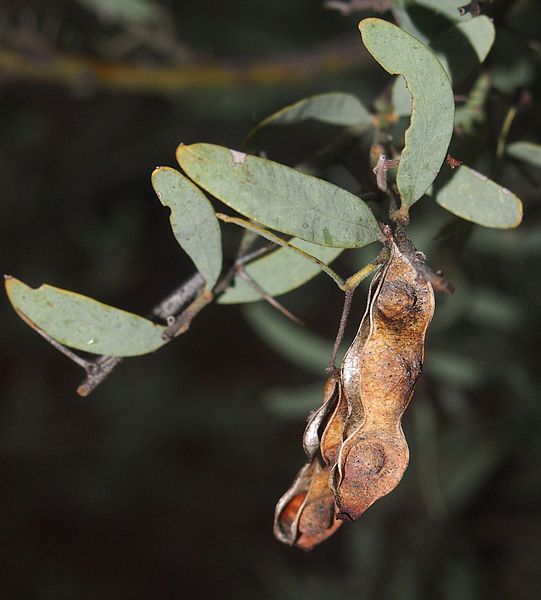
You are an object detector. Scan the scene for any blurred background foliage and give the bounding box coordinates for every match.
[1,0,541,598]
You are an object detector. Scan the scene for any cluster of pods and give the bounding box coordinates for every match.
[274,232,436,550]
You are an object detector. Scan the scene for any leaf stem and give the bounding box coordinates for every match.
[216,213,347,289]
[496,105,518,162]
[327,289,355,372]
[343,258,384,291]
[236,266,304,326]
[74,240,279,395]
[29,321,93,371]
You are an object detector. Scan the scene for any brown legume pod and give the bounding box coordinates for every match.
[332,236,435,521]
[273,378,343,549]
[274,231,436,548]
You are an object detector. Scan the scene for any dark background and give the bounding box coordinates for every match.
[2,1,540,598]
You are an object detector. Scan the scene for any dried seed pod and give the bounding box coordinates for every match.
[273,458,343,550]
[275,229,438,547]
[294,463,342,551]
[303,376,341,459]
[332,236,435,521]
[274,378,343,550]
[340,272,379,438]
[273,460,317,545]
[320,377,348,466]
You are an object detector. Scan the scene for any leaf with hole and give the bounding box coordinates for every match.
[177,143,380,248]
[152,166,222,289]
[5,276,167,357]
[431,165,523,228]
[360,18,454,207]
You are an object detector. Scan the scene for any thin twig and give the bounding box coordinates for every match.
[0,37,368,95]
[30,322,93,371]
[161,289,214,339]
[496,105,518,162]
[327,289,354,373]
[372,153,399,193]
[77,356,123,397]
[390,223,455,294]
[151,272,205,320]
[236,266,304,326]
[216,213,347,289]
[75,242,278,395]
[37,120,377,395]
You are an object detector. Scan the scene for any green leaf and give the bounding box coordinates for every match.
[432,16,495,83]
[176,143,380,248]
[360,18,455,206]
[246,92,373,142]
[507,141,541,168]
[391,77,412,117]
[392,0,467,44]
[490,30,535,94]
[392,18,494,117]
[426,349,484,388]
[442,438,504,511]
[264,382,328,419]
[5,276,167,357]
[152,166,222,289]
[454,72,490,134]
[468,287,520,332]
[243,303,331,375]
[219,239,342,304]
[75,0,159,25]
[431,165,523,228]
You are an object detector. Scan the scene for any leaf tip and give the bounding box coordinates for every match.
[358,17,382,37]
[510,196,524,228]
[175,143,189,164]
[4,274,19,295]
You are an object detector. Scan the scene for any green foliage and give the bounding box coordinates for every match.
[392,0,468,43]
[219,240,342,303]
[246,92,373,145]
[176,142,380,248]
[431,16,495,83]
[431,165,523,228]
[243,303,331,375]
[5,277,167,356]
[5,11,525,358]
[360,18,455,206]
[4,0,541,596]
[507,141,541,168]
[152,167,222,290]
[76,0,160,24]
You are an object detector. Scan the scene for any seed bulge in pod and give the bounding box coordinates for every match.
[333,236,435,521]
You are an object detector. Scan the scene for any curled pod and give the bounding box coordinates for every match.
[303,376,341,460]
[274,377,343,549]
[273,459,342,551]
[332,236,435,521]
[320,377,348,467]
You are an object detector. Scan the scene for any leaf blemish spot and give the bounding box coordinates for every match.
[229,149,247,165]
